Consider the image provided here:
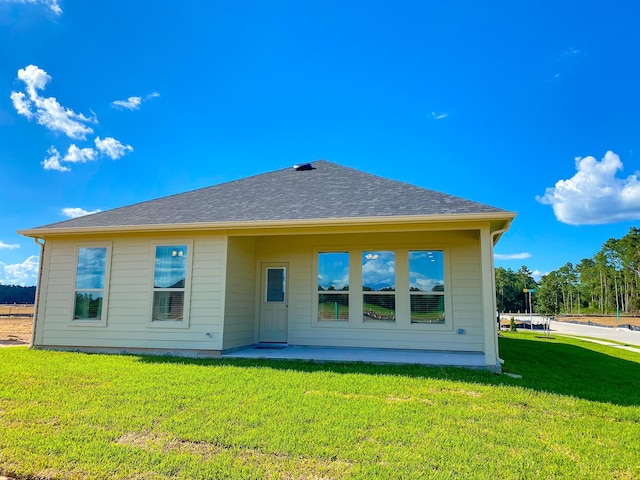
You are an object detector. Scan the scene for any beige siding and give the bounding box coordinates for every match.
[36,234,227,352]
[35,225,490,357]
[222,237,257,350]
[256,230,485,352]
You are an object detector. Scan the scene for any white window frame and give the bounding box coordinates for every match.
[407,249,450,330]
[148,240,193,329]
[70,242,112,327]
[313,245,452,331]
[362,250,397,324]
[317,251,350,323]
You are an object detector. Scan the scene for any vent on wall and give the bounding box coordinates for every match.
[293,163,315,171]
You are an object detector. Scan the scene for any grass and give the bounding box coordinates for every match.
[1,333,639,479]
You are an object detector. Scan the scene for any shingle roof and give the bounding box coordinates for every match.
[27,160,513,231]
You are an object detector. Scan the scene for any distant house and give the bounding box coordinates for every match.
[19,161,515,370]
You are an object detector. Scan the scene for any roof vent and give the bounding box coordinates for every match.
[293,162,315,171]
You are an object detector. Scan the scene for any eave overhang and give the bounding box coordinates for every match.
[18,212,516,239]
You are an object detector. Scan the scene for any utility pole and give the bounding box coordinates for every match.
[523,288,536,330]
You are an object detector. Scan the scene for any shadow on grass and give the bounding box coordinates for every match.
[498,334,640,406]
[134,334,640,407]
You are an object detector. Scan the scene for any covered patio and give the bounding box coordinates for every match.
[222,345,493,370]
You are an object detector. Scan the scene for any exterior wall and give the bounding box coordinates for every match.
[222,237,257,350]
[33,226,489,358]
[255,230,485,352]
[34,233,227,353]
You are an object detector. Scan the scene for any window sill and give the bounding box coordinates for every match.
[147,319,190,329]
[70,319,107,327]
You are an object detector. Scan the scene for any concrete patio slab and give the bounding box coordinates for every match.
[223,345,489,369]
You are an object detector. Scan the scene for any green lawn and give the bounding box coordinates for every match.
[1,333,639,479]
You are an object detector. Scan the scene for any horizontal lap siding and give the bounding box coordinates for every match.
[257,230,485,352]
[222,237,257,350]
[38,235,226,352]
[450,247,483,328]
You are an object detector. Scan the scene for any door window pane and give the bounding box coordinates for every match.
[266,268,286,302]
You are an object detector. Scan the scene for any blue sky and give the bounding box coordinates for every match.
[1,0,639,286]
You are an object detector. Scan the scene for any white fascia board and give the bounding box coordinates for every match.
[18,212,516,238]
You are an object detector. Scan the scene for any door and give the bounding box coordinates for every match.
[259,264,288,343]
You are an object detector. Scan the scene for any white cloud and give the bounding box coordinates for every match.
[1,0,61,15]
[495,253,532,261]
[95,136,133,160]
[11,65,136,171]
[112,91,160,110]
[111,96,142,110]
[0,241,20,249]
[0,255,39,286]
[362,252,396,289]
[532,270,546,281]
[537,151,640,225]
[10,91,32,118]
[431,111,448,120]
[563,47,584,58]
[42,147,70,172]
[62,207,101,219]
[11,65,95,140]
[43,139,131,172]
[63,144,97,163]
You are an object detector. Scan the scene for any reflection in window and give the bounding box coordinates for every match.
[318,252,349,321]
[266,268,286,302]
[362,251,395,323]
[74,247,107,320]
[152,245,187,321]
[409,251,445,323]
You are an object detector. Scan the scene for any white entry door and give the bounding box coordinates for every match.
[259,264,288,343]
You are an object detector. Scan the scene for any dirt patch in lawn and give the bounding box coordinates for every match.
[0,317,32,346]
[555,315,640,329]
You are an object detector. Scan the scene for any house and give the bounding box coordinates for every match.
[19,160,515,370]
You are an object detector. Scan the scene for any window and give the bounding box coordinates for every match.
[318,252,349,321]
[409,250,445,324]
[362,251,395,323]
[152,245,188,322]
[266,267,286,302]
[74,247,108,322]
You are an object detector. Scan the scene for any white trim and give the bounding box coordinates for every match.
[259,262,289,343]
[18,213,515,237]
[69,242,112,328]
[313,244,453,332]
[147,239,194,329]
[480,226,498,366]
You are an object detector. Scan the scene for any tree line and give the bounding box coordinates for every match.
[496,227,640,316]
[0,285,36,304]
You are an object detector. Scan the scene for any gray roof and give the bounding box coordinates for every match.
[28,160,513,231]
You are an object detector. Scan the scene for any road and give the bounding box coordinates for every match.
[548,320,640,347]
